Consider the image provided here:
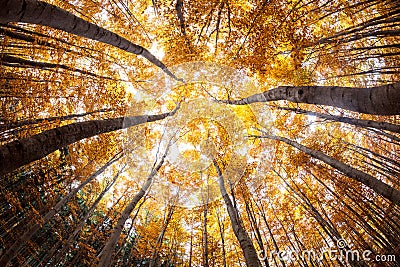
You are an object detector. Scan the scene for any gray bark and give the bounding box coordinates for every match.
[218,83,400,115]
[0,0,181,81]
[213,159,261,267]
[1,54,121,81]
[256,134,400,206]
[277,106,400,134]
[97,142,171,267]
[0,105,179,175]
[40,165,124,266]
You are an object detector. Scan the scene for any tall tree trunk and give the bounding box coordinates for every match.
[149,204,175,267]
[0,108,113,132]
[215,207,227,267]
[97,142,171,267]
[254,197,286,267]
[213,159,261,267]
[0,104,179,175]
[238,182,271,267]
[202,175,209,267]
[0,0,181,81]
[188,226,193,267]
[256,134,400,206]
[0,152,122,266]
[277,106,400,134]
[217,83,400,115]
[275,169,366,267]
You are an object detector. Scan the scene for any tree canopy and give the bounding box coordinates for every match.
[0,0,399,266]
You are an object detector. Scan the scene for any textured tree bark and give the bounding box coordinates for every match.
[0,105,179,175]
[213,159,262,267]
[215,207,227,267]
[0,153,122,266]
[218,83,400,115]
[97,144,170,267]
[258,134,400,206]
[0,0,181,81]
[278,170,367,267]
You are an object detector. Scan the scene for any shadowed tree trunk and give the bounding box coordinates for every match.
[0,152,122,266]
[0,0,181,81]
[240,184,271,267]
[213,159,261,267]
[255,134,400,206]
[217,83,400,115]
[97,141,171,267]
[0,104,179,175]
[278,169,369,267]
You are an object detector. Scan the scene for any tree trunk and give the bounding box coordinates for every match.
[276,169,366,267]
[215,207,227,267]
[218,83,400,115]
[0,108,113,132]
[253,197,285,267]
[149,204,175,267]
[0,104,179,175]
[202,176,209,267]
[97,142,170,267]
[0,152,122,266]
[257,134,400,206]
[277,106,400,134]
[213,159,261,267]
[188,227,193,267]
[0,0,181,81]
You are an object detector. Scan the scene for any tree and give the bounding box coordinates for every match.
[0,0,181,81]
[0,152,122,265]
[1,0,400,266]
[253,132,400,206]
[213,158,261,267]
[98,139,172,267]
[216,83,400,115]
[0,104,179,175]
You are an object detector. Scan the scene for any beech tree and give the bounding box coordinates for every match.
[0,105,179,175]
[216,83,400,115]
[98,140,172,267]
[213,158,262,267]
[1,0,400,266]
[0,0,181,80]
[252,132,400,206]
